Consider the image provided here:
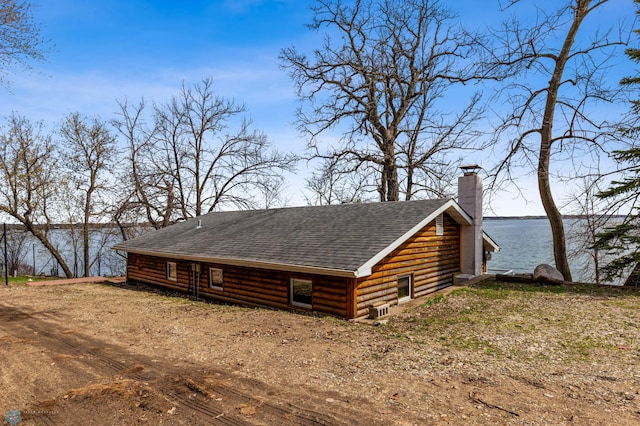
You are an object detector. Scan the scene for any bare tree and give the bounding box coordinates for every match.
[0,114,73,277]
[156,78,296,217]
[483,0,628,281]
[113,79,296,227]
[0,0,47,86]
[59,113,117,277]
[280,0,485,202]
[112,98,174,233]
[592,147,640,284]
[56,183,83,277]
[304,157,375,205]
[0,224,29,275]
[590,0,640,285]
[564,174,620,283]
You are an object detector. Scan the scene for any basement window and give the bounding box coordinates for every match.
[209,267,223,290]
[436,213,444,236]
[166,262,177,282]
[290,278,312,309]
[398,275,412,302]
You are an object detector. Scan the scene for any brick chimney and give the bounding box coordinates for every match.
[458,165,483,276]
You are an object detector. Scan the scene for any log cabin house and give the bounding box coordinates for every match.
[112,169,499,319]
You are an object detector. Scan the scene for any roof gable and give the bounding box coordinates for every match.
[113,199,473,278]
[354,199,470,277]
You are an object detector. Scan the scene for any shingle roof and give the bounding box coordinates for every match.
[112,199,475,277]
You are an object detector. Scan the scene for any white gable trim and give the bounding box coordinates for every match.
[482,231,500,252]
[353,199,472,278]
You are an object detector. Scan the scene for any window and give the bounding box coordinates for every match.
[209,267,223,290]
[290,278,312,308]
[435,213,444,236]
[166,262,177,282]
[397,275,412,302]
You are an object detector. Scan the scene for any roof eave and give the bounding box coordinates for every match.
[482,231,501,252]
[112,246,358,278]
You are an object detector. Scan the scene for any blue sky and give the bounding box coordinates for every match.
[0,0,636,216]
[2,0,309,127]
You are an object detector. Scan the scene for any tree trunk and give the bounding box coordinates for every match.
[593,248,600,285]
[385,162,399,201]
[25,223,73,278]
[83,191,92,277]
[536,0,589,282]
[405,165,413,201]
[383,142,399,202]
[538,154,572,281]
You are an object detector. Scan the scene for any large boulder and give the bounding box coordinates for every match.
[533,264,565,285]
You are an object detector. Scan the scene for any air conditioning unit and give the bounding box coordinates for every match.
[368,303,390,319]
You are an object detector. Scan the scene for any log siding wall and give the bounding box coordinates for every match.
[126,253,351,318]
[353,214,461,318]
[126,213,461,320]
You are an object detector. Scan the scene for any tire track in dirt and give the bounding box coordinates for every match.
[168,376,346,426]
[1,303,369,425]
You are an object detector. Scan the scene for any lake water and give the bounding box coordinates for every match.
[483,217,610,283]
[2,227,126,278]
[484,218,555,274]
[3,218,607,283]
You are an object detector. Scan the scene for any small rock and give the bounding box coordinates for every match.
[167,407,176,415]
[237,404,256,415]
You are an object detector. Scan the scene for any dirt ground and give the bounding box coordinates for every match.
[1,280,639,425]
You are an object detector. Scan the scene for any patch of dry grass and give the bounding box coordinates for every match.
[385,280,640,368]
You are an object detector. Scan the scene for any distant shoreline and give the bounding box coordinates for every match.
[485,216,547,220]
[485,215,627,220]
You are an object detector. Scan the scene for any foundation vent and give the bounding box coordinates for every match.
[368,303,390,319]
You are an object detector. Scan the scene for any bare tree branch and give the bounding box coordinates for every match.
[114,79,297,226]
[0,0,48,87]
[281,0,486,202]
[482,0,630,281]
[0,114,73,277]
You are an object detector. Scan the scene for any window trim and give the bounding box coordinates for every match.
[208,267,223,290]
[166,261,177,282]
[397,274,412,303]
[290,278,313,309]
